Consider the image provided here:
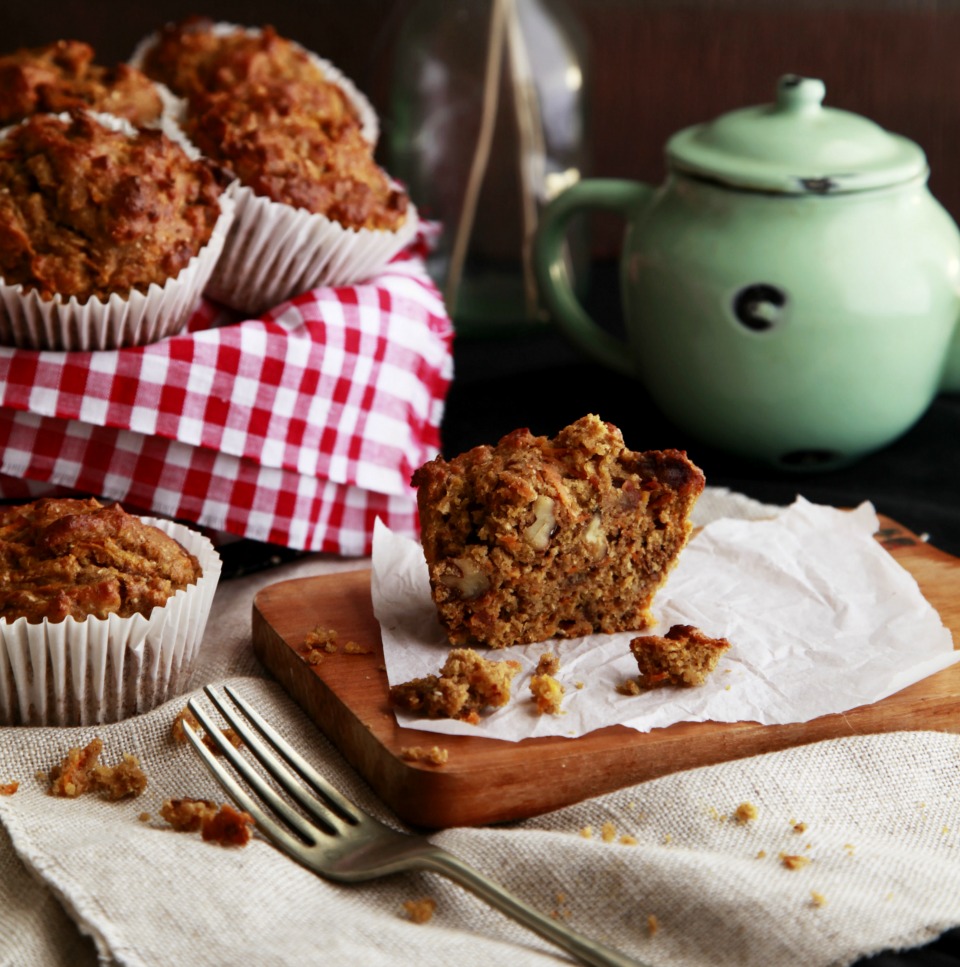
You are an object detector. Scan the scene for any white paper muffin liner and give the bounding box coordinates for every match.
[0,518,222,726]
[204,182,419,315]
[0,111,236,351]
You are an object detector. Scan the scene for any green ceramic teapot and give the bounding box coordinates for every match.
[535,75,960,468]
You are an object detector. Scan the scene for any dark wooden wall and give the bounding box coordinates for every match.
[4,0,960,256]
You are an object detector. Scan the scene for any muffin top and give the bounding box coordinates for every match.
[0,497,202,623]
[187,83,408,230]
[0,39,163,127]
[0,111,223,301]
[141,18,360,132]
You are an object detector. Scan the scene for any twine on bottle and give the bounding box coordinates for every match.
[444,0,548,321]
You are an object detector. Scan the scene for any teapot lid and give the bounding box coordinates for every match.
[666,75,926,193]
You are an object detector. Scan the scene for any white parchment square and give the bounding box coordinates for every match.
[371,498,957,741]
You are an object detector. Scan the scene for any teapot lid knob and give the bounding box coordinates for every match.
[775,75,826,114]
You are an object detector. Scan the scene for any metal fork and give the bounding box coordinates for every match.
[184,685,645,967]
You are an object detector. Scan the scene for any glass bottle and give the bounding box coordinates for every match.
[388,0,590,337]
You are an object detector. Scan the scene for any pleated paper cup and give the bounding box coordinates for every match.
[0,518,222,726]
[0,112,236,351]
[204,182,419,315]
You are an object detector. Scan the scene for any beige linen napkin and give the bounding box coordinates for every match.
[0,489,958,967]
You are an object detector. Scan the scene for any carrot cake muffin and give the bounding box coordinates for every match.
[0,497,201,623]
[389,647,520,723]
[413,414,705,649]
[628,624,731,689]
[0,39,163,126]
[0,110,223,303]
[133,18,415,312]
[138,19,406,229]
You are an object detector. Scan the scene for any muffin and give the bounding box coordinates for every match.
[133,19,417,314]
[0,39,165,127]
[0,109,234,349]
[413,414,705,648]
[0,497,221,725]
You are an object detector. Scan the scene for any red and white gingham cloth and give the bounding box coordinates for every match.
[0,234,453,555]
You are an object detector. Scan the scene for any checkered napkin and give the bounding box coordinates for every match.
[0,234,454,555]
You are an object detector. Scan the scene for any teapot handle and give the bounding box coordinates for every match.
[535,179,654,376]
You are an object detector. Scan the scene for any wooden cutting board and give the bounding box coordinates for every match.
[251,516,960,829]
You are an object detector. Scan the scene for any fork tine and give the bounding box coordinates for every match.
[186,694,328,843]
[180,704,309,854]
[217,683,363,826]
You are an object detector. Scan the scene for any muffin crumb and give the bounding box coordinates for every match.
[735,802,758,824]
[780,852,811,871]
[400,746,449,766]
[0,781,18,796]
[530,653,565,715]
[389,648,520,722]
[629,625,731,689]
[161,797,253,846]
[402,897,437,924]
[47,739,146,800]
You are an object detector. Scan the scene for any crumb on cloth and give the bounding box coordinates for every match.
[403,897,436,924]
[47,738,147,800]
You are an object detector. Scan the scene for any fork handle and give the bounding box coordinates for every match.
[418,847,647,967]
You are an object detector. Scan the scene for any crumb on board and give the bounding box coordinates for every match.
[47,739,147,800]
[402,897,437,924]
[300,625,340,663]
[780,852,811,870]
[400,746,449,766]
[0,781,18,796]
[343,640,371,655]
[735,802,758,824]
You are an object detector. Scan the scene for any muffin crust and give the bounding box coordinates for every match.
[0,111,222,301]
[0,39,163,126]
[0,497,202,623]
